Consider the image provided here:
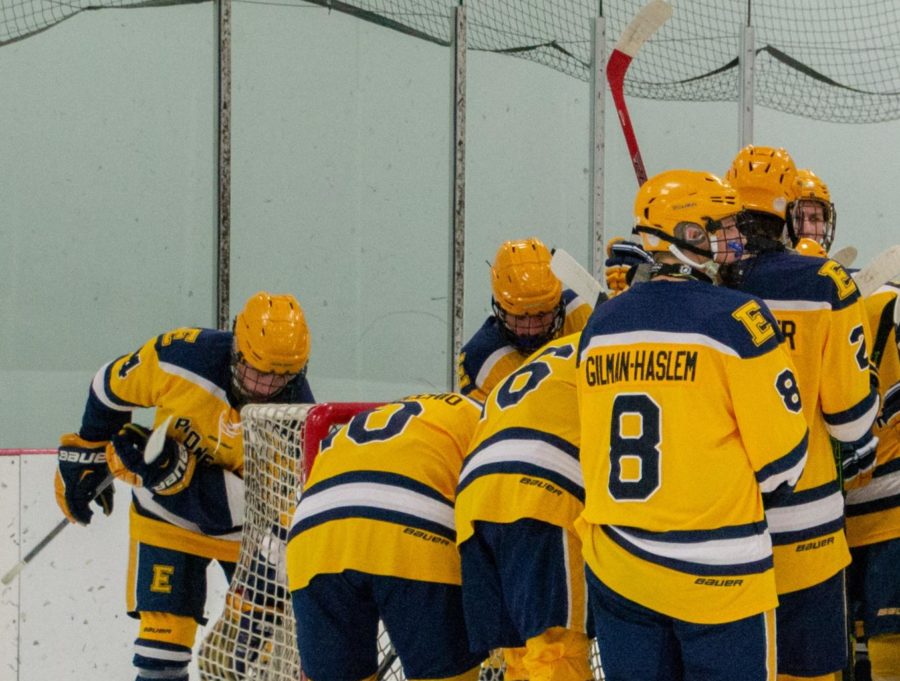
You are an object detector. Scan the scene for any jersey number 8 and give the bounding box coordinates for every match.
[609,393,661,501]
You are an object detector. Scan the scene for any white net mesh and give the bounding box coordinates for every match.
[196,401,604,680]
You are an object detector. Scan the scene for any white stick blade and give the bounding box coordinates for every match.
[852,244,900,298]
[550,249,606,307]
[614,0,673,57]
[1,561,25,586]
[831,245,857,268]
[144,415,174,465]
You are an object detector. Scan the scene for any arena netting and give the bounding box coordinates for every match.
[4,0,900,123]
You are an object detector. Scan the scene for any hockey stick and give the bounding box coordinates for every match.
[0,416,172,586]
[607,0,673,186]
[831,245,857,268]
[550,248,607,308]
[852,244,900,298]
[0,473,114,586]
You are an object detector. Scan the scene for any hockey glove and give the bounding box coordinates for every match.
[55,433,115,525]
[107,423,197,495]
[605,237,653,295]
[840,431,879,491]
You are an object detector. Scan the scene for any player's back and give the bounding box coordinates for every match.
[735,251,877,479]
[579,280,802,531]
[287,393,481,591]
[577,279,809,623]
[456,334,582,545]
[732,250,878,594]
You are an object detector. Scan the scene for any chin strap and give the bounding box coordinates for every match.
[649,262,714,284]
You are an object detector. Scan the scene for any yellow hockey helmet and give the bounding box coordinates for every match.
[786,168,836,250]
[234,291,310,374]
[792,168,832,205]
[633,169,743,256]
[724,145,797,219]
[794,237,827,259]
[490,238,562,316]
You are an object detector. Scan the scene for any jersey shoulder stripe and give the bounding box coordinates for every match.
[580,280,782,360]
[741,251,860,311]
[154,328,232,392]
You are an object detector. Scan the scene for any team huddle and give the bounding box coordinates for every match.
[54,144,899,681]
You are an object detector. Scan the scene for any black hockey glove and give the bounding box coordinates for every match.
[107,423,196,495]
[55,433,115,525]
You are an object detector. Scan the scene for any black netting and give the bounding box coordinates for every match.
[6,0,899,122]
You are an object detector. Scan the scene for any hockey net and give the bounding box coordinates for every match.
[196,401,604,680]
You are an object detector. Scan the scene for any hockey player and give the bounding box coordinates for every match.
[457,237,593,402]
[603,236,653,296]
[54,291,314,681]
[846,282,900,681]
[724,145,880,681]
[456,333,591,681]
[287,393,488,681]
[786,168,836,252]
[578,169,810,681]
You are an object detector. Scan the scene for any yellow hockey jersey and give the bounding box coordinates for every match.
[577,280,809,624]
[287,393,481,592]
[846,283,900,547]
[735,252,879,593]
[80,327,314,561]
[457,290,591,402]
[456,334,583,545]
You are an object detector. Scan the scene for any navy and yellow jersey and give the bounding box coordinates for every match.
[847,283,900,548]
[286,393,481,592]
[733,252,878,592]
[457,290,591,402]
[79,326,314,561]
[577,280,809,624]
[456,334,583,546]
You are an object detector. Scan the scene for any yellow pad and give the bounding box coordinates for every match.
[138,610,198,648]
[870,634,900,680]
[523,627,592,681]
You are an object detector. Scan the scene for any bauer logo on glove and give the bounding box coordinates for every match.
[107,423,197,496]
[55,433,115,525]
